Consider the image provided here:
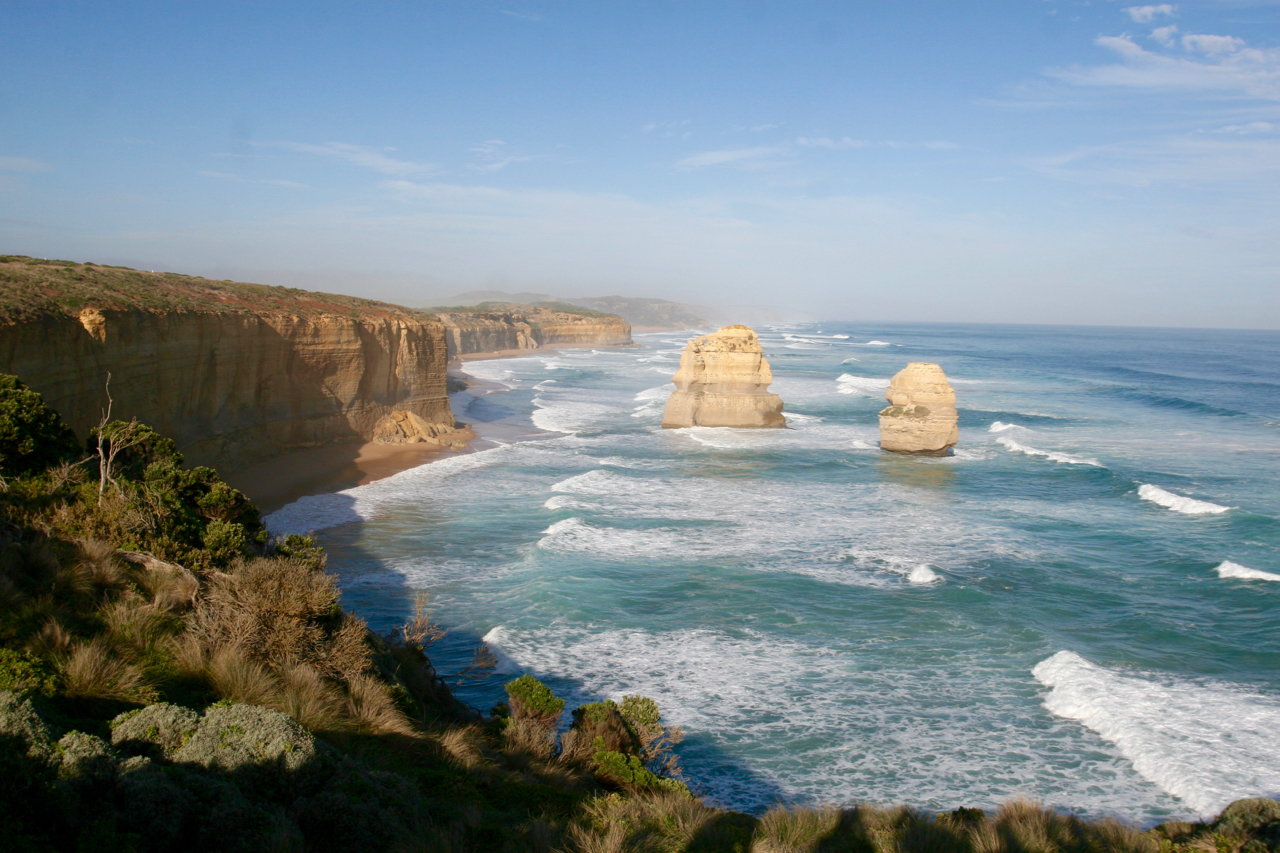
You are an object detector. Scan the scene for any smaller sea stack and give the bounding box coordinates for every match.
[878,362,959,456]
[661,325,786,429]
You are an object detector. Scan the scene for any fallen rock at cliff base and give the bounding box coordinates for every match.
[661,325,786,429]
[878,362,958,456]
[373,410,468,447]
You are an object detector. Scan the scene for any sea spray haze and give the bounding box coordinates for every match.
[267,322,1280,824]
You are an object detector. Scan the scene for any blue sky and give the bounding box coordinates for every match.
[2,1,1279,327]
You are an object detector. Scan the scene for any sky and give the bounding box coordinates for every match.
[2,1,1279,328]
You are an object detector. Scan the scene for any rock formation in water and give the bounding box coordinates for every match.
[878,362,959,456]
[660,325,786,429]
[0,256,455,469]
[372,410,468,448]
[434,303,632,358]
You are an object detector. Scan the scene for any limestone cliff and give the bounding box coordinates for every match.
[661,325,786,429]
[0,257,455,469]
[878,362,959,456]
[435,303,632,358]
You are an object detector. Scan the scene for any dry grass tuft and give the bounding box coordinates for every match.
[752,806,842,853]
[274,663,346,731]
[191,557,372,681]
[206,644,277,706]
[435,725,491,771]
[501,716,556,761]
[78,538,129,592]
[100,599,171,656]
[345,673,418,737]
[62,636,154,702]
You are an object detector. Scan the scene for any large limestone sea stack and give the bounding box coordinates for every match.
[661,325,786,428]
[878,362,959,455]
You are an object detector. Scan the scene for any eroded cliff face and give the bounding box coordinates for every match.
[661,325,786,429]
[436,305,631,358]
[0,259,454,470]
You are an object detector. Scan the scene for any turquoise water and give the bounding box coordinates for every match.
[267,323,1280,825]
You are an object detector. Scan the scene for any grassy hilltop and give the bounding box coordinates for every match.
[0,256,434,322]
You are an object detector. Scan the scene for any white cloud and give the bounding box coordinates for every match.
[199,171,308,189]
[277,141,438,176]
[1212,121,1274,134]
[1151,25,1178,47]
[675,147,785,168]
[468,140,538,172]
[0,156,52,173]
[1183,33,1245,55]
[1049,35,1280,99]
[1031,135,1280,186]
[1125,5,1175,24]
[795,136,867,148]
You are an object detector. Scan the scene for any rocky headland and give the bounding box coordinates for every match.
[432,302,632,358]
[661,324,786,428]
[0,256,460,471]
[878,361,960,456]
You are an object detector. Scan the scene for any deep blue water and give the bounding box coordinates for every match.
[267,323,1280,824]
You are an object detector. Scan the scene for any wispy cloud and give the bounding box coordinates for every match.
[468,140,538,172]
[1125,5,1175,24]
[0,156,53,173]
[1151,25,1178,47]
[675,147,786,169]
[199,171,308,189]
[1031,135,1280,186]
[1048,35,1280,99]
[1211,121,1274,134]
[796,136,868,148]
[277,141,438,176]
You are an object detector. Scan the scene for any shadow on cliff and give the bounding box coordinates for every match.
[281,488,790,818]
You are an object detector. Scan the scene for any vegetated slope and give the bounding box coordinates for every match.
[429,301,632,358]
[563,295,709,330]
[1,375,1276,852]
[0,256,454,469]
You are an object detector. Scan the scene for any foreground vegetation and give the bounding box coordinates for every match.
[0,373,1276,852]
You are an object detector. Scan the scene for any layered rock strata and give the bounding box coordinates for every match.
[436,304,632,358]
[0,258,455,470]
[661,325,786,428]
[878,362,959,456]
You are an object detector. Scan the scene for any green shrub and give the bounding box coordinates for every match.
[56,731,118,787]
[0,648,60,697]
[110,703,199,758]
[504,675,564,728]
[0,373,79,476]
[591,749,689,795]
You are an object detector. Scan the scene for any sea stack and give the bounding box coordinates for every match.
[661,325,786,429]
[878,362,959,456]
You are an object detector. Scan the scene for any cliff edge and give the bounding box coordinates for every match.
[433,301,632,358]
[0,256,455,470]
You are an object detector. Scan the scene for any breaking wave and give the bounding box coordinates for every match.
[1137,485,1230,516]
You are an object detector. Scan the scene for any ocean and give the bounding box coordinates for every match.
[265,322,1280,826]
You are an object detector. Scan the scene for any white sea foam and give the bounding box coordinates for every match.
[861,340,892,346]
[836,374,889,396]
[1138,484,1231,516]
[840,357,861,363]
[531,399,616,433]
[833,334,850,339]
[908,565,943,584]
[997,436,1102,467]
[1033,650,1280,817]
[850,439,878,450]
[461,361,519,383]
[989,421,1026,433]
[1215,561,1280,582]
[479,627,523,675]
[481,627,1174,815]
[634,386,670,402]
